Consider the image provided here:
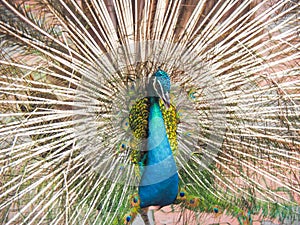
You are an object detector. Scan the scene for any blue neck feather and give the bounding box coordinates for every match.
[138,97,179,208]
[146,97,173,165]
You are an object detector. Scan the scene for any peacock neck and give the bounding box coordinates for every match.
[146,96,173,165]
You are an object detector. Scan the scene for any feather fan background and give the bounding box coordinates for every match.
[0,0,299,224]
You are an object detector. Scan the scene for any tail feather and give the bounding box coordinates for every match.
[0,1,299,225]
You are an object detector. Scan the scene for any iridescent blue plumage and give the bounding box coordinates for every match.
[138,70,178,208]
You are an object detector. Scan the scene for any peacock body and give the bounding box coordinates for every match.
[0,1,300,225]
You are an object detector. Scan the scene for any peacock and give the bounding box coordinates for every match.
[0,0,300,225]
[122,68,179,224]
[137,69,178,208]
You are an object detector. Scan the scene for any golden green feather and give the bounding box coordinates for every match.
[159,100,179,154]
[129,97,149,140]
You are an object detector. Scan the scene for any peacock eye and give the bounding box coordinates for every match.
[118,141,128,152]
[176,109,184,118]
[121,118,130,131]
[126,215,131,222]
[184,131,192,137]
[213,208,219,213]
[188,89,196,100]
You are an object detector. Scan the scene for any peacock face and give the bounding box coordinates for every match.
[148,69,171,108]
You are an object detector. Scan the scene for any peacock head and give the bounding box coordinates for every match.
[148,68,171,108]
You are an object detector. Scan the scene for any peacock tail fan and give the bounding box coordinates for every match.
[0,0,300,225]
